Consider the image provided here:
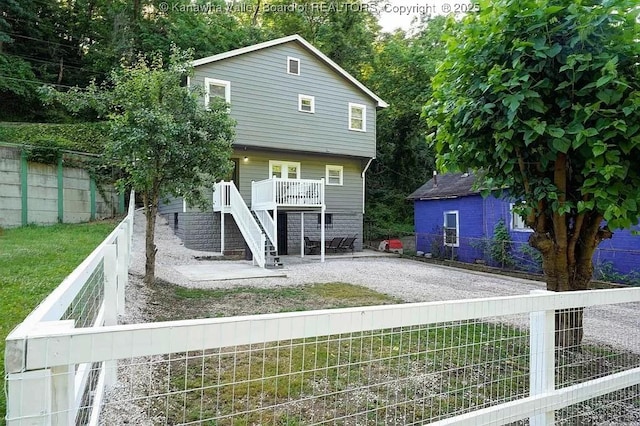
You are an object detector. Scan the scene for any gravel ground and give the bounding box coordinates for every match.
[125,210,640,354]
[102,211,640,424]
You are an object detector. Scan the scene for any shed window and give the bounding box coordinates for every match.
[444,211,459,247]
[510,203,533,232]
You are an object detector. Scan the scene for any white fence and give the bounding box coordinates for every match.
[4,192,135,425]
[5,271,640,424]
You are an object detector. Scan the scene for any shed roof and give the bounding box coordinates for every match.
[192,34,388,108]
[407,172,479,200]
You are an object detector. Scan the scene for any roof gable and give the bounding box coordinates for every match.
[407,172,479,200]
[192,35,388,108]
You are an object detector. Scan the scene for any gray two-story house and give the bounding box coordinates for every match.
[159,35,386,267]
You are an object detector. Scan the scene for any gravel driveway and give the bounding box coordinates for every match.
[129,211,640,354]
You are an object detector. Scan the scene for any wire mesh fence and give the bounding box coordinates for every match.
[61,260,105,328]
[415,232,640,285]
[100,317,531,425]
[93,295,640,425]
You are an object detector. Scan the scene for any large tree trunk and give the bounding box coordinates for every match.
[530,215,611,348]
[143,191,158,285]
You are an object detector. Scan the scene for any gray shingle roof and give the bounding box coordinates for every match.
[407,172,478,200]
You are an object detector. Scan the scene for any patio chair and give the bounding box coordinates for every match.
[337,237,356,253]
[304,237,320,254]
[326,237,344,253]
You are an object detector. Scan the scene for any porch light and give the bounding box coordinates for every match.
[243,156,248,162]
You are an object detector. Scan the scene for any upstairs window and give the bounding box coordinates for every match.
[326,165,343,186]
[204,78,230,108]
[299,94,315,113]
[287,57,300,75]
[349,103,366,132]
[444,211,459,247]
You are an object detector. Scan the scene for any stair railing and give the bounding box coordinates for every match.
[253,209,277,250]
[215,181,266,267]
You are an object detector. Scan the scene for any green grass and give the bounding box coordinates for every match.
[0,221,117,424]
[147,284,640,425]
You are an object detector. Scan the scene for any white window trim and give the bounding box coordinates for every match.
[287,56,300,75]
[510,203,533,232]
[348,102,367,132]
[325,165,343,186]
[204,77,231,108]
[443,210,460,247]
[269,160,301,179]
[298,94,315,113]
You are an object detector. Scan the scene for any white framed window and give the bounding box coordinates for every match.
[326,165,343,186]
[443,210,459,247]
[298,94,315,113]
[348,103,366,132]
[269,160,301,179]
[510,203,533,232]
[287,56,300,75]
[204,77,230,108]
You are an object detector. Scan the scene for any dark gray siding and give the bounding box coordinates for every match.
[192,41,377,158]
[286,211,363,253]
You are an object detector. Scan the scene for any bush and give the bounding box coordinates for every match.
[0,122,111,154]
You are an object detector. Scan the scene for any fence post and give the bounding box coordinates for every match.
[20,149,28,226]
[6,369,52,425]
[116,224,128,316]
[103,244,118,387]
[529,290,555,426]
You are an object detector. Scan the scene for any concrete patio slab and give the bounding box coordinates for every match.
[174,263,287,281]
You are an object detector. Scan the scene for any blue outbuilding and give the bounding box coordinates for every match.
[408,172,640,283]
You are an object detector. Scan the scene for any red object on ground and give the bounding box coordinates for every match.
[387,239,403,250]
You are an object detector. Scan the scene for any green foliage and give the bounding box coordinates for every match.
[0,122,111,154]
[426,0,640,230]
[594,261,640,286]
[364,17,447,233]
[106,49,235,210]
[490,219,514,267]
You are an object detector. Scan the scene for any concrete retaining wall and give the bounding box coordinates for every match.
[0,145,119,228]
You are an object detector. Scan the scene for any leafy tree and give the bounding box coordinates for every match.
[44,50,235,284]
[363,18,447,238]
[426,0,640,346]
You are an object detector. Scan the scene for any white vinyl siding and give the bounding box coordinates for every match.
[444,210,459,247]
[204,78,230,108]
[299,94,315,113]
[326,165,343,186]
[348,103,366,132]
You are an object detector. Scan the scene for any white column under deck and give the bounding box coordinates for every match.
[320,206,325,263]
[220,210,225,254]
[300,212,304,258]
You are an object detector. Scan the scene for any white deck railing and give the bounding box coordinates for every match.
[213,181,266,267]
[252,177,325,210]
[4,191,135,426]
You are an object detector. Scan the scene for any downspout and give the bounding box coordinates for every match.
[362,158,374,214]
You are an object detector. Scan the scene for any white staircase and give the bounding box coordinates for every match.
[213,181,281,268]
